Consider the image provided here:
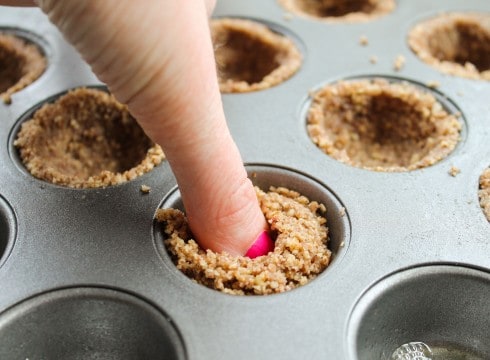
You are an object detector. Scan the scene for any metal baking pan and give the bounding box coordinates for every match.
[0,1,489,359]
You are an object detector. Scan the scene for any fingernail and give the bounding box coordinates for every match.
[245,230,274,259]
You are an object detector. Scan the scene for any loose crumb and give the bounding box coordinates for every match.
[449,166,461,177]
[359,35,369,46]
[393,54,406,71]
[427,81,440,89]
[339,207,346,217]
[283,12,294,21]
[369,55,378,64]
[157,186,332,295]
[340,241,345,247]
[141,185,151,194]
[2,96,11,105]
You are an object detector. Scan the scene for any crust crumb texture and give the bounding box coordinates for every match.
[211,18,302,93]
[156,186,332,295]
[409,13,490,81]
[277,0,395,23]
[307,79,461,171]
[14,88,165,188]
[0,33,46,104]
[479,168,490,221]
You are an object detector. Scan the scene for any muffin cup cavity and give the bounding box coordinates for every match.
[0,2,488,359]
[154,165,349,296]
[0,288,186,360]
[278,0,395,22]
[0,196,15,268]
[0,31,46,104]
[306,78,462,172]
[347,265,490,360]
[13,87,165,188]
[211,18,302,93]
[409,13,490,81]
[479,167,490,222]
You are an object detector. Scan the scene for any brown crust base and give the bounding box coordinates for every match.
[0,33,46,104]
[307,79,462,171]
[212,18,302,93]
[157,186,331,295]
[14,88,165,188]
[479,168,490,222]
[408,13,490,81]
[278,0,395,23]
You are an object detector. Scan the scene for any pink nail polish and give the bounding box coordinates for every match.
[245,231,274,259]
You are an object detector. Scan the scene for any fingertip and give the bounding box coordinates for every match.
[245,230,274,259]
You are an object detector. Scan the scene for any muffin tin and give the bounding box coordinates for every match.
[0,1,489,359]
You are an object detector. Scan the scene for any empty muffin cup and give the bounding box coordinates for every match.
[278,0,395,22]
[0,196,15,268]
[307,78,462,171]
[347,265,490,360]
[0,287,186,360]
[13,87,165,188]
[155,165,349,296]
[409,13,490,81]
[211,18,302,93]
[479,167,490,222]
[0,32,46,104]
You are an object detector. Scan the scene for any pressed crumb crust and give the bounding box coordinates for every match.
[307,79,461,171]
[278,0,395,23]
[156,186,331,295]
[0,33,46,104]
[479,168,490,221]
[409,13,490,81]
[211,18,302,93]
[14,88,165,188]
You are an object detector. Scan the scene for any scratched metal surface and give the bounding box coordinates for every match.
[0,1,489,359]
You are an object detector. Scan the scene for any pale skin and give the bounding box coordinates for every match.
[1,0,268,255]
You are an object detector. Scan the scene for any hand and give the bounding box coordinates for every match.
[1,0,269,256]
